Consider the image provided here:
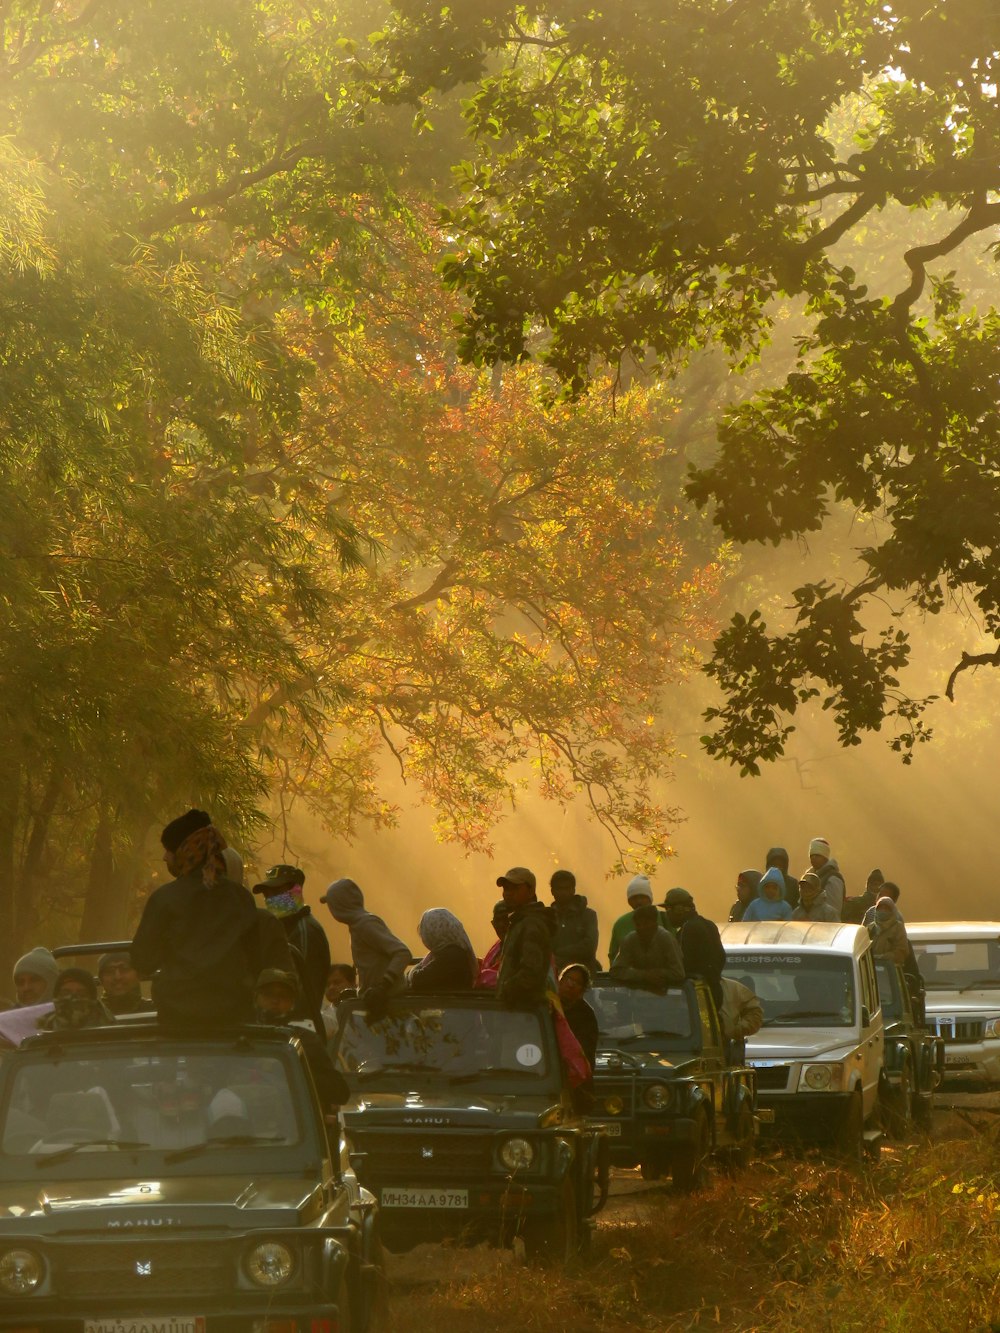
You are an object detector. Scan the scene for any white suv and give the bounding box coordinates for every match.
[720,920,884,1160]
[908,922,1000,1086]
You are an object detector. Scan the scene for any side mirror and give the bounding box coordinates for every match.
[861,1005,871,1029]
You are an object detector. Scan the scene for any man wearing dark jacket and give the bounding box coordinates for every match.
[496,867,554,1007]
[662,887,726,1006]
[253,864,331,1014]
[550,869,600,974]
[611,904,686,989]
[97,952,154,1016]
[132,809,261,1026]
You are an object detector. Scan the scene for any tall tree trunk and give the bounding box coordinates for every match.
[0,764,21,983]
[15,764,64,954]
[79,811,151,943]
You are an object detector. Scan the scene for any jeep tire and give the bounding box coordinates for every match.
[522,1175,578,1266]
[671,1107,710,1193]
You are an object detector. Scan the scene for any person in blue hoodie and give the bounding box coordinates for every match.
[742,868,793,922]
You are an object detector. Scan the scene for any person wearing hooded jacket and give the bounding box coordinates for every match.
[408,908,478,991]
[132,809,261,1026]
[320,878,410,1016]
[729,870,762,922]
[549,869,600,974]
[742,868,794,922]
[764,847,800,908]
[868,896,911,966]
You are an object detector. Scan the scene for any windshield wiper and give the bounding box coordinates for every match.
[614,1029,687,1044]
[960,977,1000,992]
[762,1010,845,1026]
[36,1139,149,1165]
[354,1062,434,1079]
[163,1135,283,1163]
[448,1068,543,1083]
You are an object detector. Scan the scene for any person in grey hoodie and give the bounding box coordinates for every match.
[320,878,410,1017]
[792,871,839,923]
[807,837,845,918]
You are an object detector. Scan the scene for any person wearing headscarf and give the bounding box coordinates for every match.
[320,878,410,1017]
[39,968,115,1031]
[132,808,261,1026]
[13,947,59,1007]
[408,909,478,992]
[868,895,911,966]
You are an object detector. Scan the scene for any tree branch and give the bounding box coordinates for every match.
[945,647,1000,702]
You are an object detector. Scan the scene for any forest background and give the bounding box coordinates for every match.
[3,0,1000,976]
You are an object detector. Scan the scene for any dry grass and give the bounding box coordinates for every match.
[382,1116,1000,1333]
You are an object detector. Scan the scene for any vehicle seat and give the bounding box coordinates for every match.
[44,1091,114,1143]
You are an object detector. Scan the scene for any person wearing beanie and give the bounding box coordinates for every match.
[729,870,762,922]
[742,868,794,922]
[807,837,846,918]
[131,808,260,1026]
[98,951,154,1016]
[13,947,59,1007]
[608,874,671,964]
[252,864,331,1015]
[764,848,800,908]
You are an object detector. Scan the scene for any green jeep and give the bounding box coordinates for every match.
[332,992,607,1262]
[587,978,757,1188]
[875,956,944,1136]
[0,1021,381,1333]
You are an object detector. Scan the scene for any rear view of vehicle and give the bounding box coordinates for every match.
[908,922,1000,1086]
[721,921,884,1162]
[0,1024,378,1333]
[587,978,755,1188]
[332,993,604,1262]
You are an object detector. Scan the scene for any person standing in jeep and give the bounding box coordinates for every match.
[132,808,260,1026]
[808,837,846,919]
[496,866,553,1007]
[254,864,331,1014]
[549,868,600,974]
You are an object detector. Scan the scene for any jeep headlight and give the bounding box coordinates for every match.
[603,1095,624,1115]
[0,1248,44,1296]
[643,1083,672,1110]
[499,1136,535,1169]
[799,1064,840,1092]
[244,1240,295,1288]
[982,1017,1000,1039]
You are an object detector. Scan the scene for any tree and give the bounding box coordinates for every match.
[370,0,1000,769]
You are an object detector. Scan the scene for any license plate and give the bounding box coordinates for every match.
[592,1122,622,1136]
[381,1187,468,1208]
[86,1320,205,1333]
[946,1055,975,1066]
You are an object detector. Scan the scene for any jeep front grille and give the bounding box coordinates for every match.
[54,1240,235,1298]
[753,1064,792,1091]
[932,1017,984,1043]
[354,1132,493,1179]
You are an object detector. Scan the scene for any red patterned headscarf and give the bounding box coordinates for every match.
[172,824,228,886]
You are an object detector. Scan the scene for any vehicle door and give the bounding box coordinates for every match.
[692,983,726,1133]
[858,948,884,1116]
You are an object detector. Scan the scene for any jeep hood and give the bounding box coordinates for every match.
[0,1174,326,1231]
[924,992,1000,1016]
[344,1088,564,1127]
[745,1029,863,1061]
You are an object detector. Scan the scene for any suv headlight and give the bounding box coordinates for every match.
[244,1240,296,1288]
[799,1064,842,1092]
[643,1083,672,1110]
[982,1018,1000,1039]
[499,1136,535,1170]
[0,1248,44,1296]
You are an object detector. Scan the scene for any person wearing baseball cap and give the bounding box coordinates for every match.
[494,866,553,1007]
[661,887,726,1006]
[608,874,670,964]
[807,837,845,919]
[254,864,331,1015]
[792,870,839,922]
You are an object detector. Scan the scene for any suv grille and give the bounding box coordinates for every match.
[753,1065,791,1091]
[355,1132,493,1179]
[55,1241,233,1298]
[932,1017,984,1044]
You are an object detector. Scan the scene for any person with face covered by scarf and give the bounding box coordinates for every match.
[320,878,410,1018]
[39,968,115,1031]
[252,864,331,1017]
[132,809,261,1027]
[408,908,478,992]
[868,895,911,966]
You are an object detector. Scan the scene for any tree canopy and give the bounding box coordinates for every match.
[370,0,1000,769]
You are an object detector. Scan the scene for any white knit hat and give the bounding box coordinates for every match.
[808,837,831,859]
[626,874,653,902]
[12,946,59,998]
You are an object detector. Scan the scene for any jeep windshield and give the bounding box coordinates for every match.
[912,938,1000,991]
[335,1003,553,1083]
[0,1043,314,1175]
[724,954,856,1028]
[590,985,694,1049]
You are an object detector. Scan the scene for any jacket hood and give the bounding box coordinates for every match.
[323,877,366,924]
[765,848,789,868]
[554,894,590,911]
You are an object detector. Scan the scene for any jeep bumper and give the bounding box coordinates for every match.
[937,1040,1000,1085]
[756,1091,855,1141]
